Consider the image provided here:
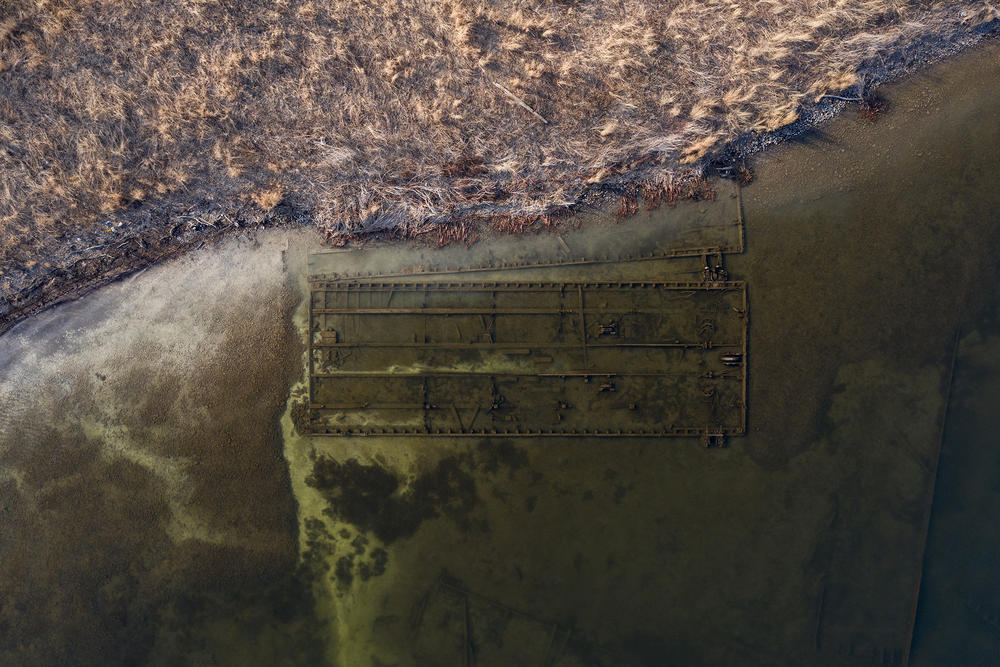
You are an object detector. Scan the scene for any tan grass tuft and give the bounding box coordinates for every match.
[250,184,286,211]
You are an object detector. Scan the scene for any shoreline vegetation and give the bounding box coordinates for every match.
[1,0,998,334]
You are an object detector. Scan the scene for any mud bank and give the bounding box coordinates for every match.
[0,198,303,337]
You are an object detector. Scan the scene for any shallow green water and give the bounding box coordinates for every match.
[1,39,999,667]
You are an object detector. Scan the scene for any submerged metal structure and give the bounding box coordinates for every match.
[303,279,746,438]
[302,186,749,440]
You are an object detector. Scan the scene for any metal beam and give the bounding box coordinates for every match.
[311,341,741,349]
[311,371,743,378]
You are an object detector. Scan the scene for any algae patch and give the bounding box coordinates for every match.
[305,440,527,546]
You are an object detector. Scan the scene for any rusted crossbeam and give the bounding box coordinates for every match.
[311,370,744,378]
[310,280,745,291]
[311,341,742,349]
[302,426,745,437]
[312,307,717,314]
[308,243,744,284]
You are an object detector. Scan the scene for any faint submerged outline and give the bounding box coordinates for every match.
[411,572,571,666]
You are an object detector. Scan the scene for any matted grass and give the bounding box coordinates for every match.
[0,0,997,248]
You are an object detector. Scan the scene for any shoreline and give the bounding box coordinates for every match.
[2,25,997,338]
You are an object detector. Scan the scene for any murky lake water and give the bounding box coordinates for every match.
[1,40,999,666]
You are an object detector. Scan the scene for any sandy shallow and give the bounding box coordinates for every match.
[0,233,328,664]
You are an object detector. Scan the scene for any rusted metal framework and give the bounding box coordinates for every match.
[306,227,744,284]
[302,186,749,440]
[304,280,747,437]
[307,189,745,284]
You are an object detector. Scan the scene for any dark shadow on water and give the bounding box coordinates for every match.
[780,125,839,148]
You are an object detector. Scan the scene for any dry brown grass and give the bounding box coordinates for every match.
[0,0,997,249]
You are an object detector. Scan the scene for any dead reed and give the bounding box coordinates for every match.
[0,0,997,254]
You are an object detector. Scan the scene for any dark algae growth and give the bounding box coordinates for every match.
[308,455,478,543]
[306,440,527,545]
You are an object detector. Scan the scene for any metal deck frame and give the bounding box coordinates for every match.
[304,280,747,438]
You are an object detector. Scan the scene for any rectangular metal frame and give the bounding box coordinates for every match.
[304,280,747,437]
